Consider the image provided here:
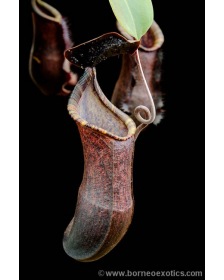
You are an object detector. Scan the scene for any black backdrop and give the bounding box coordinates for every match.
[20,1,205,279]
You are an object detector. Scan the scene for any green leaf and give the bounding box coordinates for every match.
[109,0,154,40]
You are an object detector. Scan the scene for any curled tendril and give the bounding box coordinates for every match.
[134,105,151,124]
[134,50,156,141]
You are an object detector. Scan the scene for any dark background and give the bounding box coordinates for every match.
[20,0,205,279]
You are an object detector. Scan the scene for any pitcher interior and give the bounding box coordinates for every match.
[79,82,128,137]
[140,29,154,49]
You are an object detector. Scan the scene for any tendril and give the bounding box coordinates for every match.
[134,49,156,141]
[134,105,151,124]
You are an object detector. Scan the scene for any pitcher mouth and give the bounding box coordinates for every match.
[31,0,62,23]
[140,21,164,51]
[117,20,164,52]
[68,68,136,141]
